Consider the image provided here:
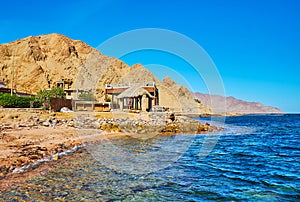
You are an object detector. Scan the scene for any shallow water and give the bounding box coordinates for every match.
[1,114,300,201]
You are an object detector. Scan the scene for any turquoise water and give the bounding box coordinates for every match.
[1,114,300,201]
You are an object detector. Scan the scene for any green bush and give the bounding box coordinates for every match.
[0,93,15,107]
[35,87,66,108]
[15,96,31,108]
[0,93,39,108]
[0,87,66,109]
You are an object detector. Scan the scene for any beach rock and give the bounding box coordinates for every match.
[67,121,75,127]
[0,165,9,176]
[52,154,59,161]
[29,155,40,160]
[101,123,121,132]
[18,121,28,127]
[42,121,51,127]
[166,119,173,124]
[167,113,175,122]
[161,124,180,134]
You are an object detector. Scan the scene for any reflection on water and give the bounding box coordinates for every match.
[1,115,300,201]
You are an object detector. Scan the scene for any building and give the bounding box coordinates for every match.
[0,79,10,94]
[0,79,33,96]
[55,80,111,112]
[56,80,78,99]
[73,100,110,112]
[105,82,159,112]
[0,79,5,88]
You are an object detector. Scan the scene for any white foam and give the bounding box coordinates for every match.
[12,145,84,174]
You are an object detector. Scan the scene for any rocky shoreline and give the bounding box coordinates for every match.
[0,109,220,183]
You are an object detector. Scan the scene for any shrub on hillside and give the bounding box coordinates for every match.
[78,92,96,101]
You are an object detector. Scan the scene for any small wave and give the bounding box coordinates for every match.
[280,146,300,151]
[222,125,256,136]
[271,172,300,181]
[221,173,261,185]
[200,120,256,136]
[210,165,243,174]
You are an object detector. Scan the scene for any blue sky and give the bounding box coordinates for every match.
[0,0,299,112]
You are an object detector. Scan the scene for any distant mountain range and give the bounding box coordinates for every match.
[192,92,283,114]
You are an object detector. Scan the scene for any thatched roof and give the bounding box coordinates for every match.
[117,85,154,99]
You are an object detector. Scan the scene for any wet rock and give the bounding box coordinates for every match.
[161,124,180,134]
[101,123,121,132]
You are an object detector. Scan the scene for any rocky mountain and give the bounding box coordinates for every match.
[192,92,282,114]
[0,33,202,113]
[0,34,133,95]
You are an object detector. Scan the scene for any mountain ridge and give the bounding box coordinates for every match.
[192,92,283,114]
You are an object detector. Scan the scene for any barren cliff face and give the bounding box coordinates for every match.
[0,33,94,94]
[0,33,202,113]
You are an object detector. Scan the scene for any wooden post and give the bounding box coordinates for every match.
[120,98,123,110]
[135,97,138,110]
[142,94,147,112]
[139,96,142,110]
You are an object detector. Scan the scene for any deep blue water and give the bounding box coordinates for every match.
[2,114,300,201]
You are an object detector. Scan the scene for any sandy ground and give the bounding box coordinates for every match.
[0,117,136,192]
[0,109,136,176]
[0,126,130,192]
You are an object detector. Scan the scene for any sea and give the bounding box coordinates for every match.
[1,114,300,201]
